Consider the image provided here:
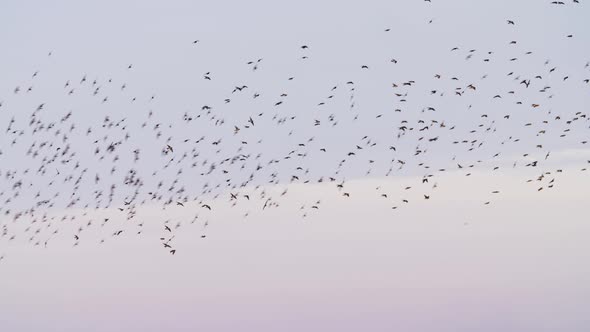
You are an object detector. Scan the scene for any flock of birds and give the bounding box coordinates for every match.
[1,1,589,259]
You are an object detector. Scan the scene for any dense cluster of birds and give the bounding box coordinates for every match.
[1,1,589,259]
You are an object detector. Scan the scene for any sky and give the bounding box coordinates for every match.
[0,0,590,331]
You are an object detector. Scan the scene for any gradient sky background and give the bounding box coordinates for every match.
[1,0,590,331]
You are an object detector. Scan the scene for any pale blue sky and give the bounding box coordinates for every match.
[1,0,590,331]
